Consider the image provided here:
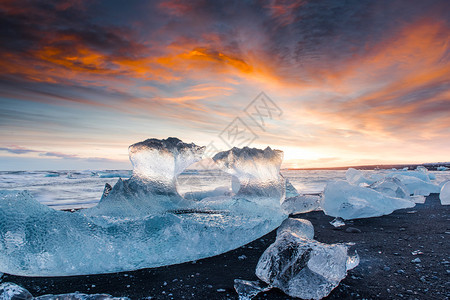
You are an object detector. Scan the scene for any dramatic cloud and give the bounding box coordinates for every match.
[0,0,449,169]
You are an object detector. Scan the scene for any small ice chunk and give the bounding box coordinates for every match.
[330,217,345,228]
[437,166,449,171]
[440,181,450,205]
[233,279,270,300]
[256,232,358,300]
[322,180,415,219]
[277,218,314,239]
[281,194,321,215]
[0,282,33,300]
[346,244,360,270]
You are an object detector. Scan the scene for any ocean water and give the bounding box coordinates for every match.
[0,169,449,210]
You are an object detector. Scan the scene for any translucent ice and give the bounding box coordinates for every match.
[387,174,439,196]
[233,279,270,300]
[437,166,449,171]
[285,179,300,198]
[212,146,285,202]
[0,282,32,300]
[276,218,314,239]
[256,231,358,300]
[84,138,205,217]
[0,139,287,276]
[416,165,435,180]
[330,217,345,228]
[440,181,450,205]
[345,168,376,186]
[281,194,321,215]
[388,169,431,182]
[183,186,232,201]
[322,180,415,219]
[368,177,410,199]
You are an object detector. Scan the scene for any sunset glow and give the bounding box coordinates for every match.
[0,0,449,170]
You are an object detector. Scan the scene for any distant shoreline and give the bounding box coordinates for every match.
[285,162,450,171]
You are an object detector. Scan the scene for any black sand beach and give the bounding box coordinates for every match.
[2,194,449,299]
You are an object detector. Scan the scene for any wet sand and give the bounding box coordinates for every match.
[2,194,449,299]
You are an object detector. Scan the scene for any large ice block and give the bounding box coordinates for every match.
[84,138,205,217]
[322,180,415,219]
[0,139,287,276]
[255,231,358,300]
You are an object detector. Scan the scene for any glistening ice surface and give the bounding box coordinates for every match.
[0,138,287,276]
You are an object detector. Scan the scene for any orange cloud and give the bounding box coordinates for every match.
[299,18,450,139]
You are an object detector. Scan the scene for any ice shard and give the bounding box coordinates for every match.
[255,231,358,300]
[0,139,287,276]
[440,181,450,205]
[322,180,415,219]
[233,279,270,300]
[330,217,345,228]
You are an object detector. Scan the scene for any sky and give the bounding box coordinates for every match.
[0,0,449,170]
